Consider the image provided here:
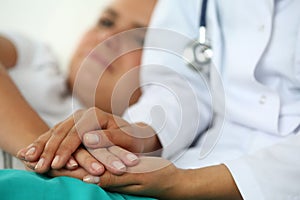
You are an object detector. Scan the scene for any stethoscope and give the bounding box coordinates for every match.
[184,0,212,74]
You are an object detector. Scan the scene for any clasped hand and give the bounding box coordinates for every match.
[17,107,160,181]
[16,107,204,199]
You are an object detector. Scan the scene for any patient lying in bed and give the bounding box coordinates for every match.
[0,0,157,169]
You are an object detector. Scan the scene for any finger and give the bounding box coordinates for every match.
[97,170,136,188]
[34,118,75,173]
[74,108,107,139]
[74,108,128,138]
[83,128,145,154]
[73,148,105,176]
[50,126,82,169]
[24,131,51,162]
[88,148,127,175]
[23,160,38,171]
[107,129,143,153]
[82,175,101,184]
[16,148,27,161]
[108,146,139,167]
[65,156,78,170]
[47,167,89,180]
[102,111,129,129]
[83,130,113,148]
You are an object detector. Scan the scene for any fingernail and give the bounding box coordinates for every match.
[84,133,99,145]
[51,155,60,167]
[20,150,26,157]
[17,149,26,160]
[68,158,78,168]
[112,161,126,171]
[91,162,103,172]
[83,175,100,184]
[35,158,45,170]
[25,147,36,156]
[126,154,138,162]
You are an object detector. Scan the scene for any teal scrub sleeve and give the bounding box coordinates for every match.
[0,169,156,200]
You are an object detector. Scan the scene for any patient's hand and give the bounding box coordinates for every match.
[17,107,140,175]
[18,145,105,177]
[18,147,102,183]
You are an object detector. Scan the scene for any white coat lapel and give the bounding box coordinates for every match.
[217,0,274,81]
[215,0,280,134]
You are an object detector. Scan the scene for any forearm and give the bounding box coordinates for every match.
[0,65,48,156]
[0,36,17,69]
[175,165,242,200]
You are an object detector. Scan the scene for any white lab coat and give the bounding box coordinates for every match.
[123,0,300,199]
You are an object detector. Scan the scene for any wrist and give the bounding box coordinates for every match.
[177,165,242,200]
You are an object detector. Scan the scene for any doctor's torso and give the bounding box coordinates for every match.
[208,0,300,136]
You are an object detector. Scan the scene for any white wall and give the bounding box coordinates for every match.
[0,0,111,71]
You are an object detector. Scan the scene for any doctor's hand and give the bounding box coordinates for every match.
[93,157,242,200]
[90,157,183,199]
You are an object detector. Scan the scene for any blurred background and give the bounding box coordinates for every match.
[0,0,110,71]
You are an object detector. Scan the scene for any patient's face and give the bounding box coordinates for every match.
[68,0,156,115]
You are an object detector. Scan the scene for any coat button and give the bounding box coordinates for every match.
[259,95,267,104]
[258,25,265,32]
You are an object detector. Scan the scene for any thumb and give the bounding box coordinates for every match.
[82,129,142,153]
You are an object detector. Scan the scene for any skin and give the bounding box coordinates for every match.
[19,105,243,199]
[19,107,161,175]
[17,0,159,176]
[2,0,243,198]
[0,69,242,199]
[68,0,157,115]
[0,64,101,176]
[98,157,243,200]
[0,64,48,156]
[0,0,157,179]
[0,36,17,69]
[0,61,109,177]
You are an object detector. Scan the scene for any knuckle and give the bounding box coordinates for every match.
[48,126,58,135]
[105,154,118,165]
[69,128,81,139]
[107,145,118,152]
[108,146,126,157]
[36,131,50,142]
[83,154,95,164]
[88,148,105,161]
[52,126,68,136]
[32,139,45,149]
[57,146,73,156]
[41,147,54,158]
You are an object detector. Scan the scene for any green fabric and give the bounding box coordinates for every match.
[0,169,156,200]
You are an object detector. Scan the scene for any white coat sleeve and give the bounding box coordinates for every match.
[225,132,300,200]
[122,0,213,159]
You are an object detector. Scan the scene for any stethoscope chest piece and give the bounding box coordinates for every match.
[184,40,212,73]
[184,0,212,74]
